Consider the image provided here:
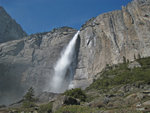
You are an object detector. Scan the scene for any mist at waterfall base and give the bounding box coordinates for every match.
[49,31,80,93]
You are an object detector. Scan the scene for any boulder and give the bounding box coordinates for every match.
[128,61,141,69]
[142,100,150,106]
[52,96,80,112]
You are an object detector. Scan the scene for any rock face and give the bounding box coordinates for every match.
[0,6,27,43]
[72,0,150,88]
[0,27,77,105]
[1,0,150,105]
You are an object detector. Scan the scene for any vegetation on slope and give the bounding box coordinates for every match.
[63,88,86,102]
[86,57,150,91]
[3,57,150,113]
[38,102,53,113]
[55,105,99,113]
[55,57,149,113]
[22,87,37,108]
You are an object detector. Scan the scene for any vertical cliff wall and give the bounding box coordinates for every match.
[72,0,150,88]
[0,27,77,105]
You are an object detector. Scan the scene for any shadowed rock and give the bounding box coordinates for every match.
[0,6,27,43]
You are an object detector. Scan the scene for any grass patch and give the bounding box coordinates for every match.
[112,107,142,113]
[55,105,99,113]
[9,107,36,113]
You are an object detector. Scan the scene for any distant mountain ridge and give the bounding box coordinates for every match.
[0,6,27,43]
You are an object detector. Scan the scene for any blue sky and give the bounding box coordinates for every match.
[0,0,132,34]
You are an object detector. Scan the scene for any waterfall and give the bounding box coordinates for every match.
[50,31,80,93]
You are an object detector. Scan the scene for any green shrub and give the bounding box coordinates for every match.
[22,87,36,108]
[123,56,127,63]
[38,102,53,113]
[64,88,86,101]
[22,101,36,108]
[23,87,35,101]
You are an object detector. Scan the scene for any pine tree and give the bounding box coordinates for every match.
[123,56,126,64]
[138,53,141,59]
[127,59,129,63]
[134,54,136,60]
[23,87,35,102]
[22,87,36,108]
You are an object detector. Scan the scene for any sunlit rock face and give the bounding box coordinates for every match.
[0,27,77,105]
[1,0,150,105]
[72,0,150,88]
[0,7,27,43]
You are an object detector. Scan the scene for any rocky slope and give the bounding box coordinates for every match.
[0,6,27,43]
[72,0,150,88]
[2,57,150,113]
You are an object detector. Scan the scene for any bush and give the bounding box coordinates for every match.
[38,102,53,113]
[22,101,36,108]
[64,88,86,101]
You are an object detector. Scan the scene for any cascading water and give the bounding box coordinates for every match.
[50,31,80,93]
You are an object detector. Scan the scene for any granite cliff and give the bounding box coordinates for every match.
[0,0,150,105]
[0,7,27,43]
[72,0,150,88]
[0,27,77,105]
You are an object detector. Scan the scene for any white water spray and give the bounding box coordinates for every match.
[50,31,80,93]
